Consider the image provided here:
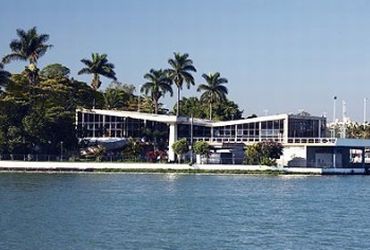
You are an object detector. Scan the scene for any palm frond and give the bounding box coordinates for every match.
[2,53,26,64]
[78,68,91,75]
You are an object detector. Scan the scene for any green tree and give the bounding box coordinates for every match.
[103,81,134,110]
[0,63,11,91]
[198,72,228,120]
[174,97,207,118]
[245,141,283,166]
[78,53,117,90]
[2,27,52,65]
[172,138,189,163]
[193,141,210,158]
[141,69,173,114]
[2,27,52,85]
[167,52,197,116]
[40,64,70,79]
[214,99,243,121]
[122,139,142,161]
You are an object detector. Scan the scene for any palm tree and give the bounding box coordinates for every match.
[2,27,52,65]
[0,63,11,91]
[141,69,173,114]
[104,88,126,109]
[167,52,196,116]
[78,53,117,90]
[198,72,228,120]
[2,27,52,85]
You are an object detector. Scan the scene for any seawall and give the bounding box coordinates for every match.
[0,161,367,175]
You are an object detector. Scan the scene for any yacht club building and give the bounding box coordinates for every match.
[76,108,370,168]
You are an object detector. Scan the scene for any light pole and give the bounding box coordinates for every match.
[60,141,63,161]
[190,114,194,164]
[364,97,367,124]
[332,96,337,138]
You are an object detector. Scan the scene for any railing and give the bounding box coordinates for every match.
[192,137,337,145]
[0,154,149,163]
[286,137,337,144]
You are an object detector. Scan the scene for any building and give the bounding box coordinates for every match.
[76,108,370,168]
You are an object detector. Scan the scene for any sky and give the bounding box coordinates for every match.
[1,0,370,121]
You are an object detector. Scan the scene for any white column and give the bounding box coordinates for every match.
[284,117,289,143]
[168,123,177,162]
[259,122,262,142]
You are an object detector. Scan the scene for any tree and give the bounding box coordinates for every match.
[174,97,207,119]
[78,53,117,90]
[122,139,142,161]
[2,27,52,85]
[193,141,210,156]
[214,99,243,121]
[40,64,70,79]
[0,63,11,91]
[167,52,197,116]
[2,27,52,65]
[198,72,228,120]
[141,69,173,114]
[172,138,189,163]
[245,141,283,166]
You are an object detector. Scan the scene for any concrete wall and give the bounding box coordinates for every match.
[0,161,276,171]
[279,146,307,167]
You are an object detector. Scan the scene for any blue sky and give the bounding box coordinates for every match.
[1,0,370,121]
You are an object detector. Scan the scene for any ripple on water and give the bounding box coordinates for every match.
[0,173,370,249]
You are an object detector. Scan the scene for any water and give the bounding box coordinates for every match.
[0,173,370,250]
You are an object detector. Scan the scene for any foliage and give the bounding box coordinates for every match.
[141,69,172,114]
[122,139,143,160]
[172,138,189,162]
[78,53,117,90]
[2,27,52,65]
[175,97,207,118]
[0,63,11,91]
[198,72,228,120]
[146,150,167,162]
[345,123,370,139]
[193,141,210,156]
[0,64,100,155]
[213,99,243,121]
[167,52,197,116]
[40,64,70,79]
[173,96,243,121]
[245,141,283,166]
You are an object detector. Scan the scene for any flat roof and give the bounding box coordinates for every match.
[78,109,321,127]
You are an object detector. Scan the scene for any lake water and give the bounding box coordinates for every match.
[1,173,370,249]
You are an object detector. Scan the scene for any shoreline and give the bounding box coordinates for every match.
[0,161,367,175]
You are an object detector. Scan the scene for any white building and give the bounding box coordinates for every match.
[76,109,370,168]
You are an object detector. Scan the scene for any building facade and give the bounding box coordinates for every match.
[76,109,370,168]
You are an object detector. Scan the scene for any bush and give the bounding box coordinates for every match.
[122,138,142,160]
[245,141,283,166]
[172,138,189,163]
[146,150,167,162]
[193,141,210,156]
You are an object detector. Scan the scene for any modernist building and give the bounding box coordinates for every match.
[76,108,370,168]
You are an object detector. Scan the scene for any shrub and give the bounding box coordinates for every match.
[193,141,210,156]
[172,138,189,163]
[245,141,283,166]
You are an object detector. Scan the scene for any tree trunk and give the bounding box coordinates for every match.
[92,74,101,90]
[154,97,158,114]
[209,102,212,120]
[176,87,180,116]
